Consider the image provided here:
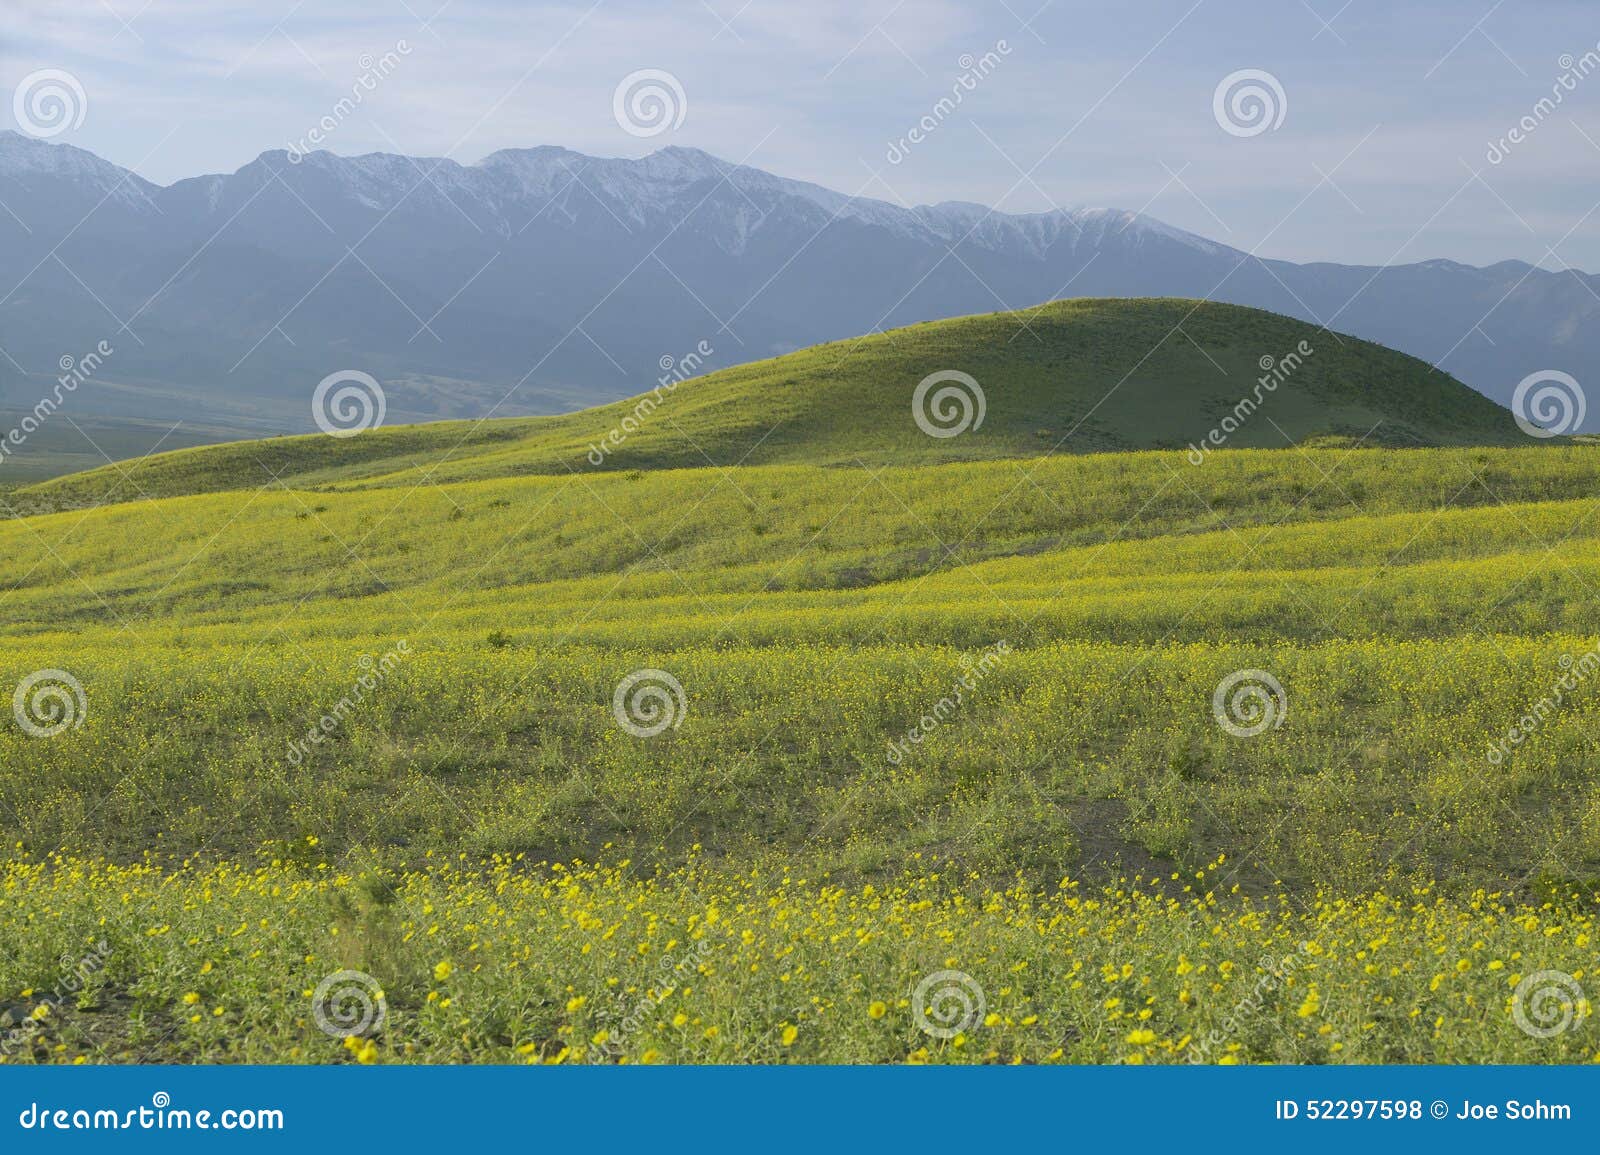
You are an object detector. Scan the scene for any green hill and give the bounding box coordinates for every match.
[14,298,1522,510]
[4,299,1596,1066]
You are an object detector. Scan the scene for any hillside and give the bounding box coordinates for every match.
[3,439,1599,1062]
[3,307,1596,1064]
[4,443,1599,878]
[15,299,1524,510]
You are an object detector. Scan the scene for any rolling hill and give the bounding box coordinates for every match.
[0,297,1594,1064]
[12,299,1524,510]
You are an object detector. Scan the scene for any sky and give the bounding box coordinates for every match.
[6,0,1600,269]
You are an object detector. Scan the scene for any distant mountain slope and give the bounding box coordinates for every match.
[18,299,1526,509]
[0,132,1595,439]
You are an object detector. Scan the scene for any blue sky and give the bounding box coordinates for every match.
[7,0,1600,268]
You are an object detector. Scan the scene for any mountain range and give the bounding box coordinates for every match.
[2,129,1596,443]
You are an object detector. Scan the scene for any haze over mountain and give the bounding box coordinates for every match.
[2,130,1596,442]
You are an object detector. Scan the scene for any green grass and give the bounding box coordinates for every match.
[0,413,234,485]
[6,443,1600,891]
[13,299,1523,511]
[3,855,1591,1065]
[1,300,1595,1064]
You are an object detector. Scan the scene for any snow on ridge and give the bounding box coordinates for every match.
[0,134,1224,257]
[0,130,161,211]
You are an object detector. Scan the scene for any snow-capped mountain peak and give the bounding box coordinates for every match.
[0,129,160,210]
[0,134,1587,427]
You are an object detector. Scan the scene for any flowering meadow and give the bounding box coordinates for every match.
[2,439,1598,1062]
[1,854,1593,1065]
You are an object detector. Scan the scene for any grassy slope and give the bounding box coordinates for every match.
[3,301,1596,1065]
[5,444,1599,1066]
[3,445,1599,886]
[13,298,1523,510]
[0,414,232,485]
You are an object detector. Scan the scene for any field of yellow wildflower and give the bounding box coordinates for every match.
[1,855,1593,1064]
[2,443,1598,1063]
